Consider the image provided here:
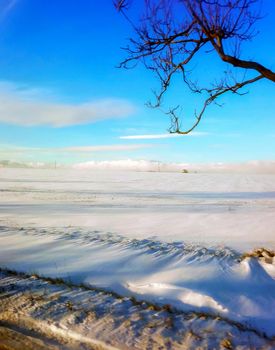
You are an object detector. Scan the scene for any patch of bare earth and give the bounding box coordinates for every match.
[241,248,275,264]
[0,270,274,350]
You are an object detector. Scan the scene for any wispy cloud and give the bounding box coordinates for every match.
[0,144,151,154]
[0,0,18,21]
[58,144,151,152]
[0,82,136,127]
[120,132,209,140]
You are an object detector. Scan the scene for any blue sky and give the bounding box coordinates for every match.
[0,0,274,165]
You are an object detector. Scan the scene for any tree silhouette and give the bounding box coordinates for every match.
[115,0,275,134]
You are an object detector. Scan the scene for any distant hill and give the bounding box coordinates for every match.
[0,160,51,168]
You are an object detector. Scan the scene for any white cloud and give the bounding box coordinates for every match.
[119,132,209,140]
[0,82,135,127]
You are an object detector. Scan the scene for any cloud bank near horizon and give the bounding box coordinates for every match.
[1,157,275,173]
[0,82,136,127]
[73,159,275,174]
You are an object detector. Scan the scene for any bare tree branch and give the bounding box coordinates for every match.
[115,0,274,134]
[169,73,264,134]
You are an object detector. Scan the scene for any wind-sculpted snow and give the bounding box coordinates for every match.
[1,225,240,261]
[0,225,275,338]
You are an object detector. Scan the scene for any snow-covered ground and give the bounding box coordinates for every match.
[1,168,275,248]
[0,168,275,348]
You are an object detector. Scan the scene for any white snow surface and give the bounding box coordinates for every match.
[0,168,275,337]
